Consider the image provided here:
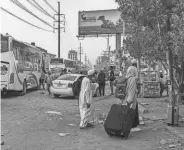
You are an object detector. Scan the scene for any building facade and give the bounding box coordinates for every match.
[68,50,78,61]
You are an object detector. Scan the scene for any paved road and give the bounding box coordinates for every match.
[1,90,184,150]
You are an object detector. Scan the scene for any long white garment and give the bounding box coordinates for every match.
[79,77,92,127]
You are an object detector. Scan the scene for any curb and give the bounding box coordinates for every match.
[166,126,184,141]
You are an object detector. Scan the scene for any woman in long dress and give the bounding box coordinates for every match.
[124,66,139,128]
[79,70,94,129]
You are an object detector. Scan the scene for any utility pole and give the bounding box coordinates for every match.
[78,43,83,71]
[54,2,65,58]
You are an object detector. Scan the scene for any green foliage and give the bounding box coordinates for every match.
[116,0,184,67]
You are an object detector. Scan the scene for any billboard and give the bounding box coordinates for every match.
[78,9,124,36]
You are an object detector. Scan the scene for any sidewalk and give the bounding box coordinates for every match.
[138,97,184,141]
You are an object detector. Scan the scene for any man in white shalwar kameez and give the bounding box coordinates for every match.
[79,70,94,129]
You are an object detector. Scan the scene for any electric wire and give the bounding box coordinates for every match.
[0,7,53,32]
[31,0,54,19]
[26,0,55,20]
[43,0,57,13]
[10,0,54,28]
[14,0,54,26]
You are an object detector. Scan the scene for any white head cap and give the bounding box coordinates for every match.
[132,59,137,64]
[87,70,94,76]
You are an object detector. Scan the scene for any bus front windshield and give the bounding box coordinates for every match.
[1,35,9,53]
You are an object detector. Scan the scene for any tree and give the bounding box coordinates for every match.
[116,0,184,85]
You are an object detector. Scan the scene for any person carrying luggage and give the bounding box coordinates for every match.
[98,70,106,96]
[103,66,139,138]
[124,66,139,128]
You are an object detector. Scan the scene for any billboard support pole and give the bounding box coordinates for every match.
[78,43,83,72]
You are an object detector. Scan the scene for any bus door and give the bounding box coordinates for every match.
[0,61,10,91]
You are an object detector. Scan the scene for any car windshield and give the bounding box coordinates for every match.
[57,74,77,81]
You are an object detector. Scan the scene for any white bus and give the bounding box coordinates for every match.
[1,34,44,95]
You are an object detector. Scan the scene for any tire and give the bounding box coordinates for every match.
[53,94,60,98]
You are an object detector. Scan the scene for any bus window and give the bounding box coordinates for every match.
[1,35,9,53]
[13,48,18,60]
[16,48,20,60]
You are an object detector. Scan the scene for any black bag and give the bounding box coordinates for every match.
[72,76,85,97]
[115,77,129,100]
[104,104,135,139]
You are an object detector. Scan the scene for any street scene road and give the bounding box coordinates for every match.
[1,87,184,150]
[1,0,184,150]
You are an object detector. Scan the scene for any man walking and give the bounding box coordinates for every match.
[39,71,46,90]
[109,66,115,95]
[79,69,95,129]
[98,70,106,96]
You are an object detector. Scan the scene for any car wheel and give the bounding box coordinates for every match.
[53,94,60,98]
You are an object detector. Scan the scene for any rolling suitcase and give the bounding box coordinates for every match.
[104,104,135,139]
[167,104,179,126]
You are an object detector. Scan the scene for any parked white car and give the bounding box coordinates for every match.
[50,74,99,98]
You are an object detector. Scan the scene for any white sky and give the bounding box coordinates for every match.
[0,0,119,64]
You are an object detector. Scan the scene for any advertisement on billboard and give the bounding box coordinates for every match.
[78,9,124,36]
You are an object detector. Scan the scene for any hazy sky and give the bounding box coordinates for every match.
[0,0,119,64]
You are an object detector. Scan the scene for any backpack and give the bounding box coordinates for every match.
[115,77,129,100]
[72,76,85,97]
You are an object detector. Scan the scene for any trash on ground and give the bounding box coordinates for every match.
[160,139,167,145]
[131,127,141,132]
[139,116,143,121]
[140,103,150,105]
[40,92,45,94]
[152,128,157,131]
[98,120,104,124]
[1,141,5,145]
[69,124,76,126]
[140,121,145,125]
[94,109,100,111]
[58,133,70,137]
[168,144,177,148]
[59,118,63,120]
[46,111,62,115]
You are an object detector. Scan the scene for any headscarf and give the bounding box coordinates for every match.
[125,66,137,78]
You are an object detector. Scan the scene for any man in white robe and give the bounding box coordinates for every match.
[79,70,94,129]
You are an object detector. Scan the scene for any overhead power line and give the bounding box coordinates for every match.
[26,0,55,20]
[43,0,57,13]
[31,0,55,19]
[10,0,54,28]
[0,7,53,32]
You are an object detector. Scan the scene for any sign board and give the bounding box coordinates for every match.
[78,9,124,35]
